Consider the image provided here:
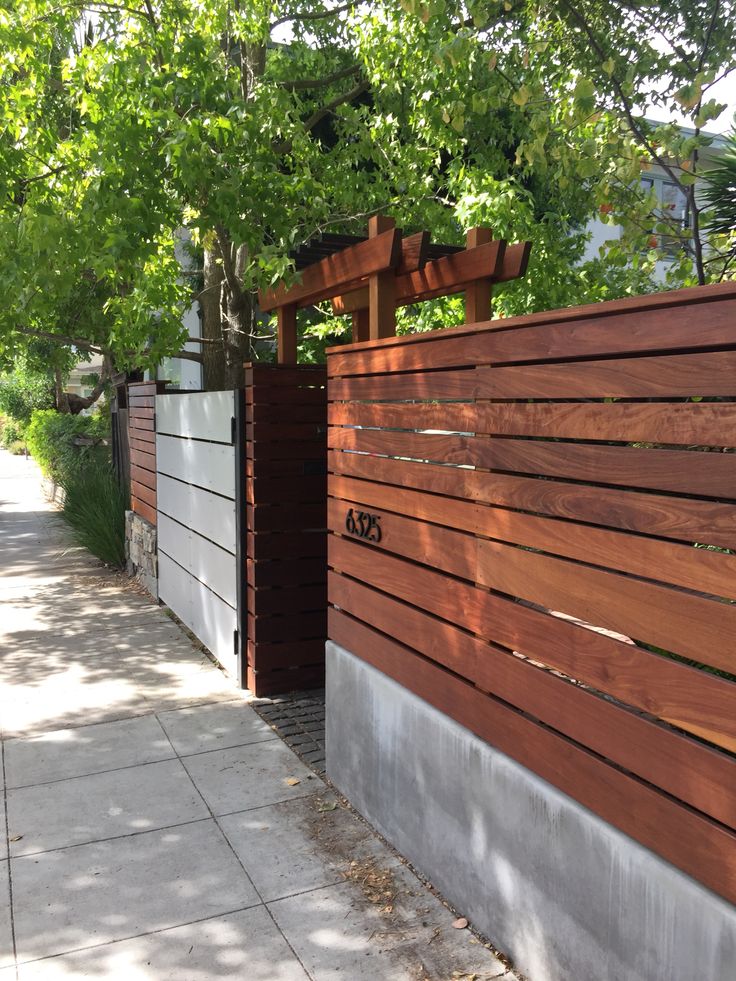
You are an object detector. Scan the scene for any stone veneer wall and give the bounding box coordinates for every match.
[125,509,158,598]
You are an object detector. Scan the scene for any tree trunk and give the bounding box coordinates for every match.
[54,366,71,413]
[201,246,228,390]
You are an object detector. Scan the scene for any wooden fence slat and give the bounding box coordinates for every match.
[246,475,326,506]
[245,402,327,424]
[328,400,736,448]
[329,461,736,552]
[475,538,736,675]
[129,428,155,446]
[328,427,736,500]
[327,293,736,376]
[130,463,157,492]
[247,502,326,533]
[326,493,736,601]
[131,480,156,509]
[328,457,736,549]
[246,531,327,560]
[329,571,736,831]
[328,607,736,908]
[130,446,157,473]
[329,352,736,400]
[328,492,736,674]
[131,496,157,525]
[247,583,326,616]
[328,535,736,752]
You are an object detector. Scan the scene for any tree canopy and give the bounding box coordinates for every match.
[1,0,734,387]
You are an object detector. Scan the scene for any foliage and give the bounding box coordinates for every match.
[0,364,54,425]
[0,415,27,452]
[1,2,733,380]
[701,126,736,271]
[60,464,128,568]
[25,409,108,484]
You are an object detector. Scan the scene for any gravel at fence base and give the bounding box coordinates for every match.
[251,689,326,775]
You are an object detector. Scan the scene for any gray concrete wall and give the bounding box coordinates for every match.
[326,641,736,981]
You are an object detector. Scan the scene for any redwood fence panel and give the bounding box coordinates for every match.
[244,363,328,696]
[127,380,168,525]
[326,281,736,906]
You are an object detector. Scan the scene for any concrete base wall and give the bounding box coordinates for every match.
[125,510,158,599]
[326,641,736,981]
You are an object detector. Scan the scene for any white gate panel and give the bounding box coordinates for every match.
[158,552,238,678]
[158,513,236,609]
[156,389,240,681]
[157,434,235,498]
[157,391,234,442]
[157,474,236,552]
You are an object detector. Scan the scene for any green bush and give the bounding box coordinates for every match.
[0,372,54,425]
[25,409,109,484]
[0,416,26,450]
[61,464,128,568]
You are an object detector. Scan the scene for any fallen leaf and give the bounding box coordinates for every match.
[317,801,338,812]
[452,917,469,929]
[9,836,22,842]
[285,777,300,786]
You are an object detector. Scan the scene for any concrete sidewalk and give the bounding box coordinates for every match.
[0,450,514,980]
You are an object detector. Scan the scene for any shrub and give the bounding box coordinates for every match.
[61,464,128,568]
[25,409,109,484]
[0,416,26,450]
[0,372,53,425]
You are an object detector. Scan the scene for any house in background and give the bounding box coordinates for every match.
[583,124,730,277]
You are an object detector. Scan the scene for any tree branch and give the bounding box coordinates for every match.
[303,77,369,132]
[557,0,685,190]
[279,65,361,91]
[271,2,354,30]
[14,325,105,354]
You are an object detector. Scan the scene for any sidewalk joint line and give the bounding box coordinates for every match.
[9,816,213,860]
[2,740,19,976]
[154,712,318,981]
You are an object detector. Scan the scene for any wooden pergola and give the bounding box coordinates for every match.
[258,216,532,363]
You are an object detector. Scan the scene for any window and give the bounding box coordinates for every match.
[641,176,691,256]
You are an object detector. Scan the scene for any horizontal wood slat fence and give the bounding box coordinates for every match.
[128,380,168,525]
[326,281,736,906]
[245,363,328,696]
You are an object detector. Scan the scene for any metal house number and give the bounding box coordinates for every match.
[345,508,382,542]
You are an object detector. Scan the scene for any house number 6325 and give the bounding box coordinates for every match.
[345,508,382,542]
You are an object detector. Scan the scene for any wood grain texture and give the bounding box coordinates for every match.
[329,571,736,830]
[329,352,736,400]
[328,607,736,907]
[330,487,736,675]
[131,496,157,526]
[259,227,401,311]
[326,493,736,600]
[130,463,156,492]
[328,427,736,499]
[328,298,736,376]
[328,535,736,752]
[328,400,736,447]
[328,462,736,549]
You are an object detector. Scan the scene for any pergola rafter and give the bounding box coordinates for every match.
[257,215,532,363]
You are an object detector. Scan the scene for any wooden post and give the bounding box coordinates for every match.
[368,215,397,340]
[352,308,370,343]
[277,303,297,364]
[464,227,493,325]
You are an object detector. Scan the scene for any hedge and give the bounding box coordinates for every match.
[25,409,109,485]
